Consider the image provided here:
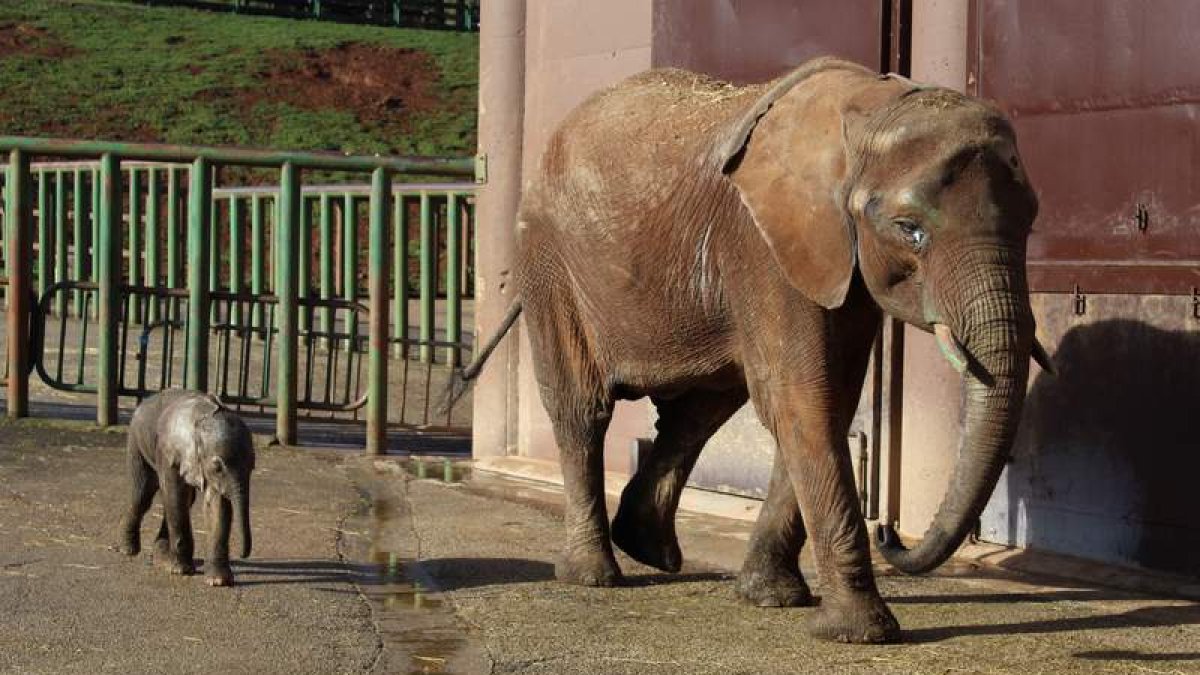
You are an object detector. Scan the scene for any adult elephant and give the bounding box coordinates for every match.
[463,56,1051,642]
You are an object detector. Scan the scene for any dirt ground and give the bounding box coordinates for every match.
[2,418,1198,674]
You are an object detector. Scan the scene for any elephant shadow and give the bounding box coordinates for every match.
[995,318,1200,577]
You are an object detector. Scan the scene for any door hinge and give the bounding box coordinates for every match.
[1073,284,1087,316]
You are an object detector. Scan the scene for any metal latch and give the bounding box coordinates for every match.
[1073,285,1087,316]
[474,153,488,184]
[1134,202,1150,233]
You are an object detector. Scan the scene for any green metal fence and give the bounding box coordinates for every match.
[139,0,480,31]
[0,136,478,453]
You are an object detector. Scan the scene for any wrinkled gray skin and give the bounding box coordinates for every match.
[119,389,255,587]
[511,57,1045,643]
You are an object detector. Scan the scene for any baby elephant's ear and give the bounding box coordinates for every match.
[718,72,857,309]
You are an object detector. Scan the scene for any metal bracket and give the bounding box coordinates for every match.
[1134,202,1150,233]
[1073,284,1087,316]
[474,153,488,184]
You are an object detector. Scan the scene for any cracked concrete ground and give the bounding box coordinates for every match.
[2,418,1199,674]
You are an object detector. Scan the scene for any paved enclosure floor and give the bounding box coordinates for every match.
[2,418,1198,674]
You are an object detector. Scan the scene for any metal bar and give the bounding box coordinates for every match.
[186,157,212,391]
[72,168,85,316]
[97,153,122,426]
[299,196,311,333]
[418,192,433,362]
[209,192,219,323]
[393,194,408,357]
[146,167,159,323]
[36,169,49,299]
[128,167,142,320]
[318,193,333,342]
[0,137,475,176]
[251,194,265,331]
[367,168,391,455]
[6,150,31,417]
[342,193,358,351]
[445,193,461,366]
[54,170,67,317]
[276,162,300,445]
[229,195,242,326]
[166,167,180,321]
[90,167,99,319]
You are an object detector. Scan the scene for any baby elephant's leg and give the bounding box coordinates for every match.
[119,446,158,555]
[155,477,196,575]
[204,491,234,587]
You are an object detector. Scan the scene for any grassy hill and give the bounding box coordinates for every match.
[0,0,478,158]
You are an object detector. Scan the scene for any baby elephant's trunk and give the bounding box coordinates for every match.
[232,485,252,558]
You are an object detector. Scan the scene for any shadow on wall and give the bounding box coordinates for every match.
[997,319,1200,578]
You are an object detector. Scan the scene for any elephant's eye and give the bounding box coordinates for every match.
[894,219,926,249]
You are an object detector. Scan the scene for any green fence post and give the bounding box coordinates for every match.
[276,163,300,446]
[128,167,142,320]
[367,168,391,455]
[392,0,401,26]
[186,158,212,392]
[445,193,461,366]
[6,150,32,418]
[90,166,100,319]
[146,167,159,323]
[392,192,408,357]
[251,194,265,333]
[418,192,433,362]
[298,196,311,333]
[318,193,333,343]
[166,167,180,320]
[72,168,85,317]
[209,190,219,323]
[97,153,122,427]
[228,195,242,326]
[54,170,66,318]
[36,169,49,300]
[342,193,357,351]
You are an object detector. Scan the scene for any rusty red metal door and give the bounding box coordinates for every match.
[969,0,1200,295]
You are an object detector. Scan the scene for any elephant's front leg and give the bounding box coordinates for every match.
[772,392,898,643]
[203,490,234,586]
[156,476,196,576]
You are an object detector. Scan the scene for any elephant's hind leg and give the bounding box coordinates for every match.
[735,452,814,607]
[612,388,747,573]
[119,447,158,556]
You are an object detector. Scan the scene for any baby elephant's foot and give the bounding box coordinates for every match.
[806,591,900,644]
[556,547,622,587]
[735,566,814,608]
[611,506,682,573]
[153,543,195,576]
[205,563,234,587]
[118,537,140,557]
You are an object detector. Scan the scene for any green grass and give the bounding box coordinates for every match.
[0,0,478,158]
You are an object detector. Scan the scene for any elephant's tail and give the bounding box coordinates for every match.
[438,299,523,416]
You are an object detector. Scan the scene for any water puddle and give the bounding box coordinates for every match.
[345,473,488,674]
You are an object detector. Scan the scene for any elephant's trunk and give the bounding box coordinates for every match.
[878,244,1033,574]
[232,483,252,559]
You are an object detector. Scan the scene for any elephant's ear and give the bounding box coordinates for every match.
[715,60,869,309]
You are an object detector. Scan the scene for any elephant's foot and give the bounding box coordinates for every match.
[118,534,140,556]
[204,562,234,587]
[153,540,195,576]
[556,547,623,587]
[805,592,899,644]
[734,565,814,607]
[611,497,682,573]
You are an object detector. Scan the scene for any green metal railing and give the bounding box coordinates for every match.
[138,0,480,31]
[0,136,477,453]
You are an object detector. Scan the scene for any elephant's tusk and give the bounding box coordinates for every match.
[933,323,968,374]
[1031,336,1056,376]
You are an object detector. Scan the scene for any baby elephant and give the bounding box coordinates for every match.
[119,389,255,587]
